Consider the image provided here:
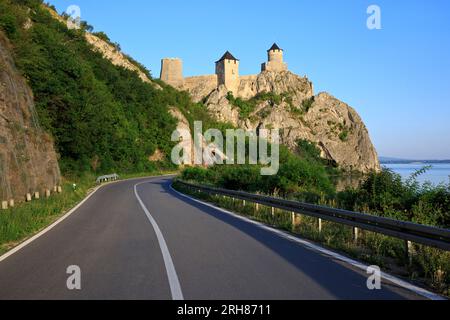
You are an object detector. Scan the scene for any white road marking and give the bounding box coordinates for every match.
[170,184,446,301]
[0,174,176,263]
[134,182,184,300]
[0,184,103,263]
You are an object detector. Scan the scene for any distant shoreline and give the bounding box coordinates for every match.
[380,159,450,165]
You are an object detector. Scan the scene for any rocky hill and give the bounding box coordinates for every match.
[197,70,380,173]
[0,31,60,202]
[45,6,161,89]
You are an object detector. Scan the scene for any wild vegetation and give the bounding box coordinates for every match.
[177,145,450,295]
[181,140,336,196]
[1,0,449,296]
[226,91,292,120]
[0,0,212,175]
[0,168,177,255]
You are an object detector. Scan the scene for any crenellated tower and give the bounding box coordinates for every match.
[160,58,184,87]
[261,43,288,72]
[215,51,239,94]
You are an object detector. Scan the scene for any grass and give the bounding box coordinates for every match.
[0,169,178,256]
[173,180,450,297]
[0,174,95,255]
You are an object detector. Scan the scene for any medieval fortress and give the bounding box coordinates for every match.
[160,43,288,97]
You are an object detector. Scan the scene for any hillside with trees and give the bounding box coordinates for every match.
[1,0,203,174]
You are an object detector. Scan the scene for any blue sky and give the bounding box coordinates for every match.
[49,0,450,159]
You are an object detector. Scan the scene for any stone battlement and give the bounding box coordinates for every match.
[160,43,289,97]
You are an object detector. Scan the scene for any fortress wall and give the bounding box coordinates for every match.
[184,74,218,86]
[262,60,288,72]
[183,74,218,91]
[239,75,258,81]
[183,75,218,102]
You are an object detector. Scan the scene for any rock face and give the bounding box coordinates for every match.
[84,33,160,89]
[169,107,227,166]
[0,32,61,202]
[237,71,313,104]
[201,71,380,173]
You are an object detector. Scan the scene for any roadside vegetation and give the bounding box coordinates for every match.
[0,0,219,255]
[175,147,450,295]
[0,0,213,175]
[1,0,449,297]
[0,173,94,255]
[0,169,177,256]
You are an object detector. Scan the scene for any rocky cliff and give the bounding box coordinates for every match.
[0,32,60,203]
[199,71,380,173]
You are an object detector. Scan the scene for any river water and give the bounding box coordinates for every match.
[382,163,450,186]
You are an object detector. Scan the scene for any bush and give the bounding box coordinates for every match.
[181,167,215,183]
[0,14,17,37]
[337,168,450,228]
[180,143,335,197]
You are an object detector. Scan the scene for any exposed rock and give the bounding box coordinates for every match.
[0,32,61,202]
[44,5,161,90]
[148,149,165,162]
[238,71,313,105]
[204,85,240,125]
[23,18,33,30]
[202,71,380,173]
[84,33,160,89]
[169,107,227,166]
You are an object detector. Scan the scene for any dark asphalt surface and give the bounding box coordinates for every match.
[0,176,425,300]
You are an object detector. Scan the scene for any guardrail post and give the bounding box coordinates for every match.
[178,181,450,251]
[1,201,7,210]
[243,200,246,207]
[291,212,296,231]
[26,193,32,202]
[34,192,40,200]
[353,227,359,242]
[45,189,51,198]
[405,240,416,266]
[9,199,14,208]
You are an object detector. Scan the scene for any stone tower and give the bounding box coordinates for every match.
[215,51,239,94]
[160,58,183,87]
[261,43,287,72]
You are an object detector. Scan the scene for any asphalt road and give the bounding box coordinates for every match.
[0,176,426,300]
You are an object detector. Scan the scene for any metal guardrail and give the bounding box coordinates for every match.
[176,180,450,251]
[96,174,120,184]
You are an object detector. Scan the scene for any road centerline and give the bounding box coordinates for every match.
[134,181,184,300]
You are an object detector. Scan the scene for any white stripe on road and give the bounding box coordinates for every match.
[0,184,103,263]
[0,175,177,264]
[134,182,184,300]
[170,184,446,301]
